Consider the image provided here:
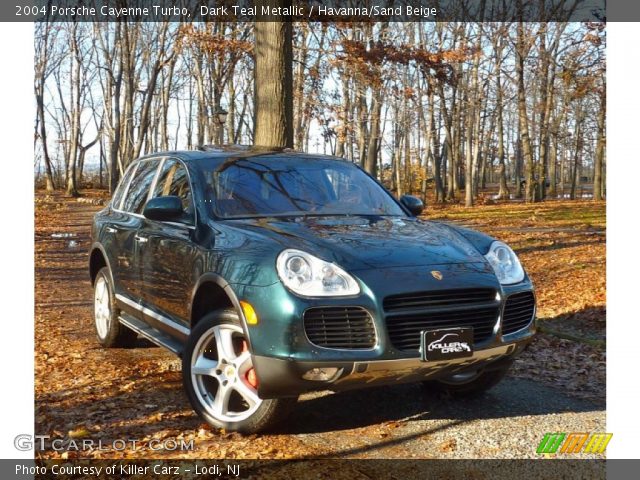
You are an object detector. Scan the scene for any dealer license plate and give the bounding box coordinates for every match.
[421,328,474,361]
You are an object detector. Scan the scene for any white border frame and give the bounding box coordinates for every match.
[0,23,34,459]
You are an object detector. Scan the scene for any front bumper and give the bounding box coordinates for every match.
[253,338,531,398]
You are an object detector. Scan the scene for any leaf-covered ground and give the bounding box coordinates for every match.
[428,200,606,402]
[34,193,605,460]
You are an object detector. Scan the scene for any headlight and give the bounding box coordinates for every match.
[484,241,525,285]
[276,249,360,297]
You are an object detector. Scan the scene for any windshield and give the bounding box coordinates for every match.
[206,156,406,219]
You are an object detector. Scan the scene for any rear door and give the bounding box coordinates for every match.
[100,163,137,295]
[138,158,200,337]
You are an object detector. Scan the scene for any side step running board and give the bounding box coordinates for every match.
[119,313,184,357]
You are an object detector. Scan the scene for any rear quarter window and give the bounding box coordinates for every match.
[110,164,137,210]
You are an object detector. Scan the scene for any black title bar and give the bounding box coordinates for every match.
[5,0,612,22]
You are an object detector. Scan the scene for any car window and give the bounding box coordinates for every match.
[151,159,194,223]
[209,157,406,219]
[121,160,159,214]
[111,164,137,210]
[151,159,177,198]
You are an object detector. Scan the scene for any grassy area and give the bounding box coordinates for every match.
[428,199,605,230]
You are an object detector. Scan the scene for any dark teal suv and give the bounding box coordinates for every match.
[89,147,536,433]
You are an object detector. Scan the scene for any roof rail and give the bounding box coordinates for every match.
[197,144,235,152]
[197,144,296,153]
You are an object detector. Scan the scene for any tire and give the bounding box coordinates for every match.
[424,361,512,398]
[182,309,296,434]
[93,267,138,348]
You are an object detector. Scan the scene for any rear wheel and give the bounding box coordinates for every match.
[93,267,137,348]
[182,309,296,433]
[424,361,512,398]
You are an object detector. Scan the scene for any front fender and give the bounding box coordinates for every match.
[190,272,258,351]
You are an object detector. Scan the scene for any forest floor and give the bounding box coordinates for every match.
[34,191,605,463]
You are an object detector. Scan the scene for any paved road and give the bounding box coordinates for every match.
[289,377,604,458]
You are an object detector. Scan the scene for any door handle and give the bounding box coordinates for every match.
[105,226,117,234]
[134,235,148,244]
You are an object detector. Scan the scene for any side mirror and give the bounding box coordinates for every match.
[400,195,424,217]
[143,196,184,222]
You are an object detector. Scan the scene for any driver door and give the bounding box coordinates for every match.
[137,158,200,338]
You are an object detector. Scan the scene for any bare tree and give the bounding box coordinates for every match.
[254,19,293,148]
[35,21,605,207]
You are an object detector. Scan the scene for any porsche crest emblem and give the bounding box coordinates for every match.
[431,270,443,281]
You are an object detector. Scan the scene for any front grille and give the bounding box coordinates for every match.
[502,291,535,335]
[303,307,376,349]
[383,288,497,311]
[383,288,499,351]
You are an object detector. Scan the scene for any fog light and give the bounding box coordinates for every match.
[302,367,339,381]
[240,301,258,325]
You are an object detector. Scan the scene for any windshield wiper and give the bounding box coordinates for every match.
[220,213,402,221]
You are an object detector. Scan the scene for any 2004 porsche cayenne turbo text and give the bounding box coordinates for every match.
[90,147,536,433]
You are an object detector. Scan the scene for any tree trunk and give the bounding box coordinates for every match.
[36,90,55,191]
[514,137,523,198]
[496,67,509,200]
[363,88,382,178]
[548,137,557,199]
[227,64,236,145]
[428,89,444,203]
[66,24,81,197]
[356,91,368,167]
[254,20,293,148]
[335,76,350,158]
[193,52,207,147]
[109,49,124,193]
[35,17,56,191]
[438,83,456,202]
[160,56,177,151]
[536,25,549,200]
[403,105,411,194]
[293,25,308,150]
[593,80,606,201]
[464,127,473,205]
[516,21,536,203]
[452,95,462,198]
[548,94,569,198]
[570,103,584,200]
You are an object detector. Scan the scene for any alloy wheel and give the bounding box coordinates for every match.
[190,324,262,423]
[94,276,111,339]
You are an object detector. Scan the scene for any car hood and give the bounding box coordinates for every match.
[218,216,487,271]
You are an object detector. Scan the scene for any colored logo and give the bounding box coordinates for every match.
[537,433,612,454]
[431,270,443,280]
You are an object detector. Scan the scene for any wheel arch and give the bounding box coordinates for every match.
[89,243,114,286]
[190,273,252,348]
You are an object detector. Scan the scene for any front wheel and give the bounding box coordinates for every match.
[423,361,513,398]
[182,309,296,433]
